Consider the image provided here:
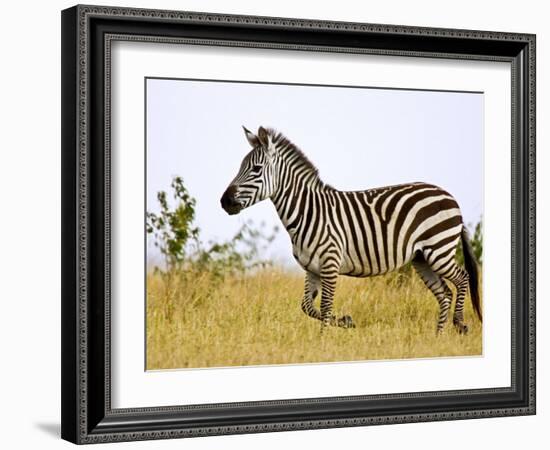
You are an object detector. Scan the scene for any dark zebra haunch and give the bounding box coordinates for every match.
[221,126,482,334]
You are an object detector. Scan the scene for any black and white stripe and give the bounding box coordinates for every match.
[221,126,482,334]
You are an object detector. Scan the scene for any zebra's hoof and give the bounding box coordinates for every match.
[453,319,469,334]
[338,315,355,329]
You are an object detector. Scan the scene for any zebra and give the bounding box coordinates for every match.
[220,126,482,334]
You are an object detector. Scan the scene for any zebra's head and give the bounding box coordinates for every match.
[221,126,278,215]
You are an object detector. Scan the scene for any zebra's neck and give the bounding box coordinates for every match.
[270,154,329,232]
[262,130,332,233]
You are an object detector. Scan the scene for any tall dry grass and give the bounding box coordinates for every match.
[146,266,482,370]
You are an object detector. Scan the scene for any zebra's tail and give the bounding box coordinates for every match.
[461,227,482,322]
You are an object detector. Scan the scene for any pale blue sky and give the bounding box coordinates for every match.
[146,78,483,267]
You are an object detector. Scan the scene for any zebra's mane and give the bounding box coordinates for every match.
[266,128,320,177]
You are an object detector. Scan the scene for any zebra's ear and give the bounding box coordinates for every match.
[257,126,269,148]
[243,126,260,147]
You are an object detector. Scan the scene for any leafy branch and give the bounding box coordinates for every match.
[146,176,278,277]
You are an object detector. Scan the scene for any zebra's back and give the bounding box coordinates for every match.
[333,182,463,277]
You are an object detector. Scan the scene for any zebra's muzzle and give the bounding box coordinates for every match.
[220,186,243,215]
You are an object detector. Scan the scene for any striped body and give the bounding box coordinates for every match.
[275,182,462,279]
[221,127,482,333]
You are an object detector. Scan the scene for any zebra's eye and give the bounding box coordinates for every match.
[252,165,263,172]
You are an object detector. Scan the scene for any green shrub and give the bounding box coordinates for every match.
[146,176,200,268]
[146,176,278,277]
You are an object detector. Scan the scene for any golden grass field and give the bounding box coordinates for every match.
[146,266,482,370]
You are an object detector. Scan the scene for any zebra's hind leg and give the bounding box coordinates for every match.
[439,264,470,334]
[412,256,453,334]
[301,271,355,329]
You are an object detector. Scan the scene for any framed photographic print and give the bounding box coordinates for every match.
[61,4,536,444]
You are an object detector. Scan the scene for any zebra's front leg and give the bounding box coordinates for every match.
[320,273,336,333]
[301,271,354,328]
[301,272,321,321]
[319,266,355,332]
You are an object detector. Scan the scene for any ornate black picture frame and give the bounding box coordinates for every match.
[61,4,536,444]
